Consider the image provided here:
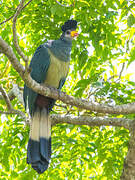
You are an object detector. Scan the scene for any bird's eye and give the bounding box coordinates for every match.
[66,30,70,35]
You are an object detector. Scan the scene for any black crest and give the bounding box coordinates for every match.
[61,20,77,32]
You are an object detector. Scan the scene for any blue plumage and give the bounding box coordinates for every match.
[24,44,50,115]
[23,20,78,174]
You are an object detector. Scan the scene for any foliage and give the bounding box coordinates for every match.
[0,0,135,179]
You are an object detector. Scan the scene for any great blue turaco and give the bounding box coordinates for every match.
[23,20,78,174]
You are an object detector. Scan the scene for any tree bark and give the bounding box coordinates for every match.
[121,121,135,179]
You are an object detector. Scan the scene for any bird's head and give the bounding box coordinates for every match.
[61,20,78,41]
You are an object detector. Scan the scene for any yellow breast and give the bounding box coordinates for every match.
[44,49,70,88]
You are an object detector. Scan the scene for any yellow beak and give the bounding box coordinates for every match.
[71,31,79,37]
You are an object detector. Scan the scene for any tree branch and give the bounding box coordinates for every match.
[24,72,135,115]
[22,0,33,9]
[1,36,135,115]
[0,84,26,120]
[0,85,12,110]
[119,62,125,80]
[0,85,24,103]
[0,84,24,102]
[51,114,131,129]
[0,84,131,130]
[0,36,25,76]
[0,91,15,101]
[11,84,24,105]
[12,0,29,67]
[1,83,131,131]
[0,109,27,120]
[0,111,17,115]
[0,0,33,26]
[0,15,14,26]
[121,121,135,179]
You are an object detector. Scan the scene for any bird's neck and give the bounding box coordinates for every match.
[48,37,72,62]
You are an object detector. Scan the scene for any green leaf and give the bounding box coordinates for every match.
[127,14,135,27]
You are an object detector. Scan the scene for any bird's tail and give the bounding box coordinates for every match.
[27,107,51,174]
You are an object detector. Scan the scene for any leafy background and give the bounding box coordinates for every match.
[0,0,135,179]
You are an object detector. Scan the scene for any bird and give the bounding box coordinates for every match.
[23,20,78,174]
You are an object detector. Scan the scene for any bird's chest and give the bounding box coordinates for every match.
[44,49,70,88]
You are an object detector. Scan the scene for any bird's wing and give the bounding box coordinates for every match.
[23,44,50,115]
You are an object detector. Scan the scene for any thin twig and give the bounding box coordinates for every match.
[0,91,15,101]
[12,109,27,120]
[108,74,119,81]
[0,61,10,78]
[22,0,32,9]
[0,85,12,110]
[119,62,125,80]
[5,5,16,11]
[0,109,27,120]
[0,15,14,26]
[0,84,24,104]
[0,84,26,120]
[0,0,33,26]
[0,111,17,115]
[13,0,29,68]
